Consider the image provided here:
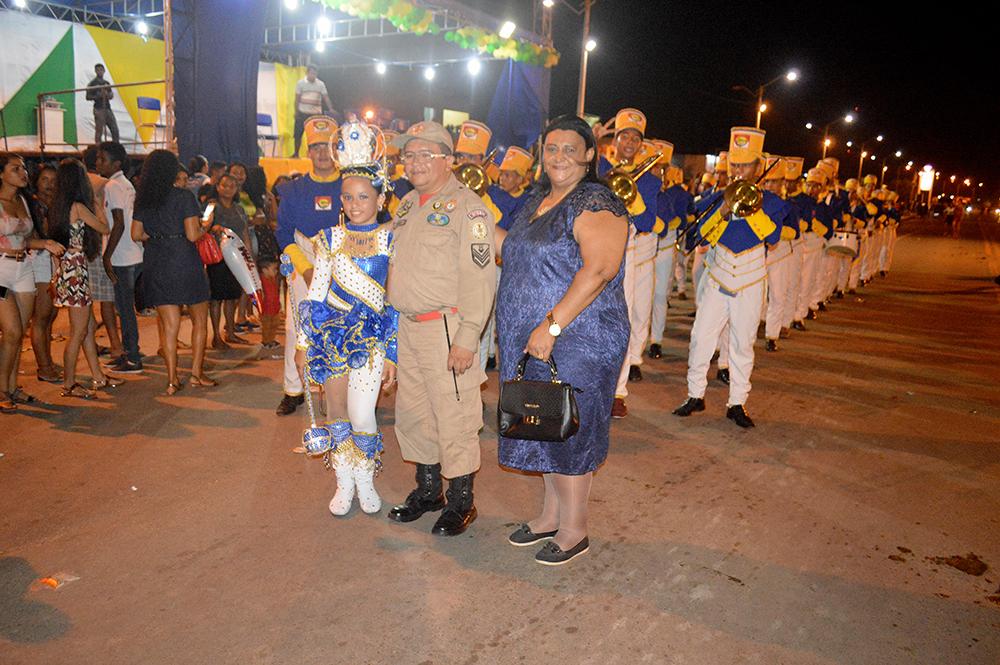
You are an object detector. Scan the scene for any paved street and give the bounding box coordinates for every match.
[2,215,999,665]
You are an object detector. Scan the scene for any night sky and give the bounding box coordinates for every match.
[468,0,998,195]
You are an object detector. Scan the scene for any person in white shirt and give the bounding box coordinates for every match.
[96,141,143,373]
[293,66,334,157]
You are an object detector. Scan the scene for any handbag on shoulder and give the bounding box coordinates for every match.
[196,232,223,265]
[498,353,580,442]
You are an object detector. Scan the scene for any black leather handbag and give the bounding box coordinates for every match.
[498,353,580,442]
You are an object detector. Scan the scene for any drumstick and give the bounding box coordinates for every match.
[442,315,460,401]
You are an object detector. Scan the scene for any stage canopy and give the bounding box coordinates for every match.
[0,0,557,161]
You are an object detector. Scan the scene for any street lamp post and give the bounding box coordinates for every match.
[734,69,798,129]
[575,0,593,116]
[810,113,853,159]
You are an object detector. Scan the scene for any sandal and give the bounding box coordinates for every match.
[61,383,96,400]
[0,394,16,413]
[92,376,126,391]
[37,366,63,383]
[9,387,37,404]
[189,375,218,387]
[165,382,183,396]
[223,335,249,345]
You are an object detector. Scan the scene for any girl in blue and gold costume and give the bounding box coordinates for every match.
[294,121,398,516]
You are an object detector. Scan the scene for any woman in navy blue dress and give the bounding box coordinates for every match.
[495,115,630,565]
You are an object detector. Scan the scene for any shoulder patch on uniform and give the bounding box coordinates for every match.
[471,243,490,268]
[427,213,450,226]
[471,221,488,240]
[467,208,488,220]
[397,199,413,217]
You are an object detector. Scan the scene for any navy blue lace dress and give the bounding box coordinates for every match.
[496,182,630,474]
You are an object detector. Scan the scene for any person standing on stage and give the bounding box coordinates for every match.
[294,121,398,516]
[292,66,334,158]
[672,127,783,428]
[86,64,119,144]
[595,108,661,419]
[275,116,342,416]
[385,121,496,537]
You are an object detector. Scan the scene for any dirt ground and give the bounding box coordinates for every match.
[2,214,999,665]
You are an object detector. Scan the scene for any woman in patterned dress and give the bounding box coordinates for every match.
[50,158,124,399]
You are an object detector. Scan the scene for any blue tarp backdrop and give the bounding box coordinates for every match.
[172,0,266,164]
[487,60,551,151]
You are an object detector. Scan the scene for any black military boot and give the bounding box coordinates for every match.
[672,397,705,417]
[647,343,663,360]
[431,474,477,536]
[716,367,730,385]
[388,463,445,523]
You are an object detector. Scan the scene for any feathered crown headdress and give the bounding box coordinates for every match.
[336,121,391,194]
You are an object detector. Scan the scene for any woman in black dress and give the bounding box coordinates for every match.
[131,150,215,395]
[204,173,251,349]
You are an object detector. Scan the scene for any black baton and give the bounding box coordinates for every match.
[442,314,461,401]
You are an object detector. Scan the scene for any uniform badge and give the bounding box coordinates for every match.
[432,201,443,211]
[445,200,457,212]
[467,208,487,220]
[427,213,450,226]
[471,221,488,240]
[398,199,413,217]
[315,196,333,211]
[393,218,408,230]
[471,243,491,268]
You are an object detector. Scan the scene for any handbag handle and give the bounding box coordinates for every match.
[513,352,560,383]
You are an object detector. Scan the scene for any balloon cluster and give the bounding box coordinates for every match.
[321,0,560,68]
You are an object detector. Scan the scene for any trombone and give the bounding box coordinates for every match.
[673,158,780,254]
[605,152,661,206]
[454,147,499,197]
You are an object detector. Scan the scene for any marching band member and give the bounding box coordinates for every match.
[791,166,827,329]
[383,129,412,216]
[295,121,399,515]
[672,127,783,428]
[881,191,900,276]
[596,108,662,418]
[844,178,869,294]
[859,174,882,285]
[275,116,342,417]
[761,156,799,352]
[807,177,837,311]
[781,158,806,338]
[454,120,504,225]
[648,160,694,359]
[488,145,533,231]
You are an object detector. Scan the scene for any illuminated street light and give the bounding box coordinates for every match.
[876,135,884,142]
[805,122,813,130]
[861,151,868,158]
[423,65,436,81]
[844,114,855,123]
[467,58,481,75]
[905,164,912,171]
[963,178,971,186]
[786,70,799,82]
[907,161,914,167]
[894,150,902,158]
[585,38,597,52]
[759,103,768,114]
[375,62,387,75]
[499,21,516,39]
[824,138,832,147]
[949,175,956,182]
[734,68,800,129]
[316,15,332,36]
[979,182,984,187]
[847,141,853,148]
[870,154,876,161]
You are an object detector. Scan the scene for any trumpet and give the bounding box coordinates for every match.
[454,147,499,197]
[605,152,661,206]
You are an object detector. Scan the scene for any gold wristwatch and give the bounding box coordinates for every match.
[546,311,561,337]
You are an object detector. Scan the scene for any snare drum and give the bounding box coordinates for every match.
[825,230,859,258]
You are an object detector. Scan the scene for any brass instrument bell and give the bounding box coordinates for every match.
[454,147,499,197]
[723,179,764,218]
[605,152,661,206]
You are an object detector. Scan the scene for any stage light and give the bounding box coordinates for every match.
[136,20,149,35]
[283,0,298,10]
[786,69,799,82]
[14,0,27,8]
[467,58,481,75]
[375,62,387,75]
[499,21,516,39]
[317,15,332,36]
[543,0,555,7]
[364,109,375,121]
[314,41,326,53]
[844,114,854,123]
[805,122,813,129]
[423,66,436,81]
[585,38,597,52]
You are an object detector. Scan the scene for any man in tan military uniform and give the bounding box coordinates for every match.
[386,121,496,536]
